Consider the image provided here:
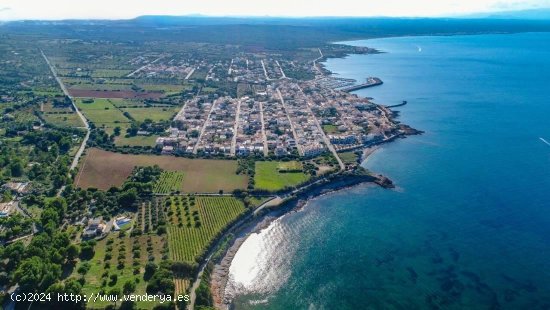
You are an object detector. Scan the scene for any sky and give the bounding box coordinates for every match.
[0,0,549,21]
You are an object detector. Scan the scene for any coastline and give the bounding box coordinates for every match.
[193,38,422,309]
[208,148,390,309]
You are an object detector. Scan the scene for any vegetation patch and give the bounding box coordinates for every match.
[254,161,310,191]
[154,171,185,194]
[121,106,179,122]
[166,196,247,263]
[277,160,303,172]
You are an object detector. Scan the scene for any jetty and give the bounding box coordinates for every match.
[340,77,383,92]
[386,100,408,108]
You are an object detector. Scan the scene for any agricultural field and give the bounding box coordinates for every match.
[114,135,159,147]
[254,161,310,191]
[76,98,131,129]
[73,232,167,309]
[75,148,247,192]
[41,112,84,127]
[138,83,193,95]
[39,101,84,127]
[90,69,133,78]
[165,196,247,263]
[154,171,185,194]
[122,106,179,122]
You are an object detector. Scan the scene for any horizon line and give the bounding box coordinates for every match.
[3,8,550,23]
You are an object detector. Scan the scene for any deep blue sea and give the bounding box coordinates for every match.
[225,33,550,309]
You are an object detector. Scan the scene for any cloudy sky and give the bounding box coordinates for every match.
[0,0,549,20]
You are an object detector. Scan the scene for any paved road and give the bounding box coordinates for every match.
[127,55,164,77]
[276,60,287,78]
[41,50,90,172]
[296,84,345,171]
[261,59,272,81]
[276,89,302,155]
[230,99,242,156]
[259,102,269,156]
[312,48,324,75]
[193,100,217,154]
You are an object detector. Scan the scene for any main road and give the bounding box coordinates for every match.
[296,84,345,171]
[41,49,91,172]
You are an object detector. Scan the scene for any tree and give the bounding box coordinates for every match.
[9,159,23,177]
[146,268,174,295]
[144,262,157,280]
[118,188,137,208]
[66,244,81,263]
[58,137,72,154]
[113,126,121,136]
[108,287,122,308]
[122,280,136,294]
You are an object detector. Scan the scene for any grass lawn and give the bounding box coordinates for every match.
[254,161,310,191]
[339,151,359,165]
[114,135,159,147]
[75,148,247,193]
[322,124,339,134]
[277,161,303,172]
[248,196,273,208]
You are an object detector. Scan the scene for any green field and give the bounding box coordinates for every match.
[167,196,246,263]
[277,161,303,172]
[138,83,193,94]
[339,151,359,165]
[76,98,131,127]
[42,113,84,127]
[154,171,185,194]
[121,107,179,122]
[90,69,132,78]
[114,135,159,147]
[254,161,310,191]
[322,124,339,134]
[76,98,117,110]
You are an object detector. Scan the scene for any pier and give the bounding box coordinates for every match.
[340,77,383,92]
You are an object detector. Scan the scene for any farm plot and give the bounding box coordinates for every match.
[75,148,247,192]
[121,106,179,122]
[154,171,185,194]
[74,233,167,309]
[254,161,310,192]
[114,135,159,147]
[75,98,130,132]
[136,200,166,234]
[166,196,246,263]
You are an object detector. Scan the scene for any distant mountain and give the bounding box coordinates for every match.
[462,8,550,20]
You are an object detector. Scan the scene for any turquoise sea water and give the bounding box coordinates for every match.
[225,33,550,309]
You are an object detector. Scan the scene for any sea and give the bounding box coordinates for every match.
[224,32,550,309]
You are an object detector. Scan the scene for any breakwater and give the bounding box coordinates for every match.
[340,77,383,92]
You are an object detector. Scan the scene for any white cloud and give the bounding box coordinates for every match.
[0,0,549,20]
